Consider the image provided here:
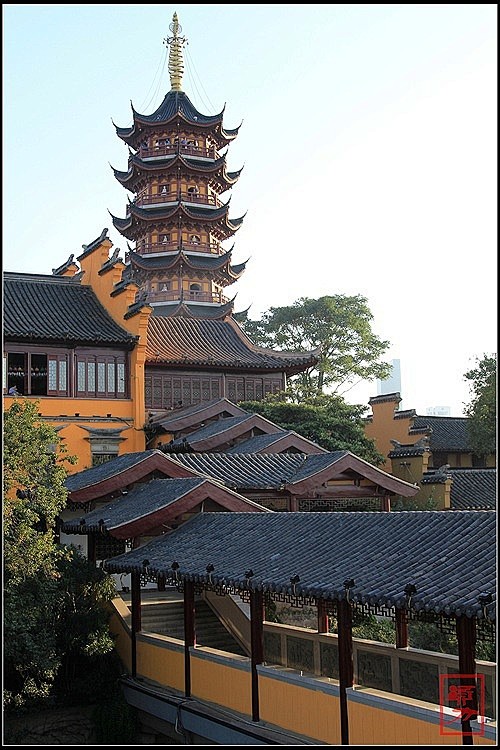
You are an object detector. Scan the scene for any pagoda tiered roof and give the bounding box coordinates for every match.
[128,249,247,284]
[115,91,240,147]
[150,300,238,320]
[110,201,244,240]
[146,316,319,373]
[112,153,242,191]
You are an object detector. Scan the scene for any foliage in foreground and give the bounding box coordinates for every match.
[239,391,384,465]
[3,399,118,714]
[463,353,496,456]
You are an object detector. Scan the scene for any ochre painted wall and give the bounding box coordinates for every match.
[4,395,145,475]
[259,675,341,744]
[136,639,185,693]
[190,653,252,717]
[347,695,496,746]
[364,397,412,469]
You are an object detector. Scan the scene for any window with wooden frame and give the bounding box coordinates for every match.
[5,350,68,397]
[75,352,127,398]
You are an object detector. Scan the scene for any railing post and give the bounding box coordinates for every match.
[456,615,477,745]
[183,580,195,698]
[338,598,353,745]
[395,607,408,648]
[250,590,264,722]
[317,598,329,633]
[130,571,142,679]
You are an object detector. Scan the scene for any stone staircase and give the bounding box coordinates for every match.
[126,589,247,656]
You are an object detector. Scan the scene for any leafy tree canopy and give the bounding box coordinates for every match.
[3,399,117,714]
[463,353,496,456]
[240,295,391,398]
[239,391,384,465]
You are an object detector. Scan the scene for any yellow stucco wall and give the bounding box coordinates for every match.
[136,638,185,693]
[347,696,496,746]
[259,675,341,744]
[190,652,252,717]
[4,236,152,472]
[4,396,145,474]
[364,397,411,469]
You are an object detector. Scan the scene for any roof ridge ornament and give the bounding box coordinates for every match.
[165,12,187,92]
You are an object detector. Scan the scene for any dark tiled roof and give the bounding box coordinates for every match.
[151,398,248,431]
[63,477,205,532]
[170,451,418,497]
[145,316,318,372]
[411,416,472,451]
[77,228,110,261]
[368,393,401,405]
[65,450,167,492]
[225,432,321,454]
[286,452,348,482]
[129,249,240,274]
[105,510,496,620]
[111,202,242,239]
[3,273,137,347]
[150,301,236,320]
[449,469,496,510]
[394,409,417,420]
[171,415,262,446]
[133,91,224,127]
[172,452,305,489]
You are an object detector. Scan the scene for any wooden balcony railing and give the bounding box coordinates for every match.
[134,192,219,208]
[138,144,218,160]
[137,241,220,255]
[149,290,228,305]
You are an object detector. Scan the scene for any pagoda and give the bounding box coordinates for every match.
[110,12,318,411]
[110,12,246,318]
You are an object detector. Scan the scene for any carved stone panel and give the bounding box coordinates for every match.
[286,635,314,673]
[357,650,393,693]
[399,658,439,702]
[320,641,339,679]
[263,632,282,666]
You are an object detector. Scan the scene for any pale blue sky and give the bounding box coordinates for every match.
[3,4,497,415]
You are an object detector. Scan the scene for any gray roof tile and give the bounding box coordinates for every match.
[4,273,136,347]
[63,477,205,532]
[105,510,496,620]
[65,450,166,492]
[411,416,472,451]
[449,469,496,510]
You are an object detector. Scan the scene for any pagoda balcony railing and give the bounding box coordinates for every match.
[138,144,218,160]
[149,290,228,304]
[137,241,220,255]
[134,192,220,208]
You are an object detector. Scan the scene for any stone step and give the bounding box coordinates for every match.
[132,597,246,655]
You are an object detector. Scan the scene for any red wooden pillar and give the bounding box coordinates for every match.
[456,615,477,745]
[130,571,142,678]
[250,590,264,722]
[183,580,196,698]
[338,598,354,745]
[395,608,408,648]
[317,598,329,633]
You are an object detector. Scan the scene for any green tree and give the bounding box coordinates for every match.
[463,353,496,456]
[3,399,117,714]
[240,295,391,398]
[239,391,384,465]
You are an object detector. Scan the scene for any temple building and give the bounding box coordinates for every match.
[108,12,317,411]
[3,13,317,462]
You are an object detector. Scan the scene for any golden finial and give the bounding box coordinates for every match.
[165,12,187,92]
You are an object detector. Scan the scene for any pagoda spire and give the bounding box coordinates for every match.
[166,12,187,92]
